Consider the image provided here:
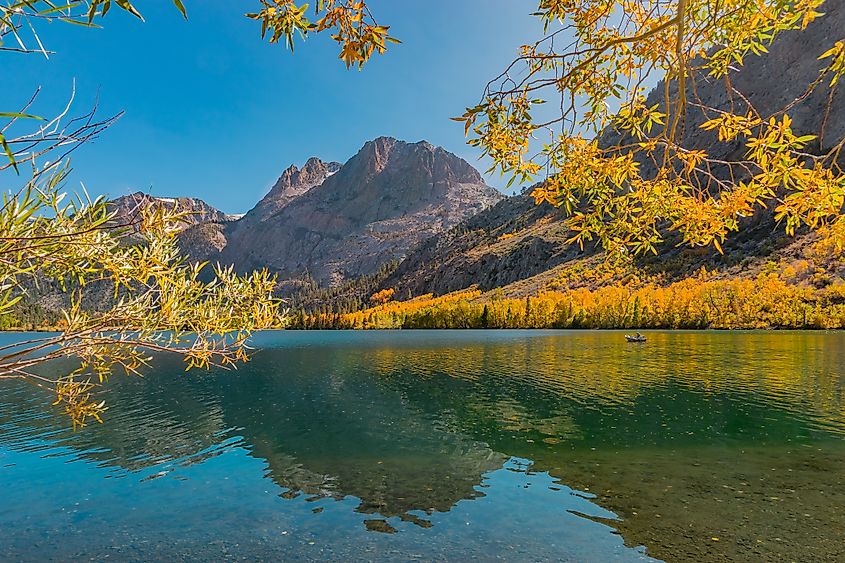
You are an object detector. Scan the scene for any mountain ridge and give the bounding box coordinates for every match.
[354,3,845,305]
[80,5,845,322]
[108,192,238,227]
[177,136,503,287]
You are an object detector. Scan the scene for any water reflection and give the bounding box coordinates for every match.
[1,330,844,561]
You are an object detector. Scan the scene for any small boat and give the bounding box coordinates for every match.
[625,334,647,342]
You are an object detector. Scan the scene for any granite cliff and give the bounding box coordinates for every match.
[179,137,502,286]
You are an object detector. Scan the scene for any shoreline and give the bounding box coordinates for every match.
[2,326,844,333]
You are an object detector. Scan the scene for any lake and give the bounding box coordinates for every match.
[1,330,844,562]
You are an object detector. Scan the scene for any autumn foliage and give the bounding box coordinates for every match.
[455,0,845,255]
[294,275,845,331]
[369,288,396,306]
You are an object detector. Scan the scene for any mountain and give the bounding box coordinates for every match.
[355,3,845,304]
[179,137,503,286]
[248,157,342,222]
[108,192,236,229]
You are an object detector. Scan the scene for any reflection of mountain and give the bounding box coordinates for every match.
[0,349,505,525]
[2,330,844,560]
[222,347,506,520]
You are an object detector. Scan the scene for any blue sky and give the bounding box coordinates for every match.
[3,1,544,213]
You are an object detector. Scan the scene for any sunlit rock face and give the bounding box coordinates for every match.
[247,157,342,223]
[178,137,502,287]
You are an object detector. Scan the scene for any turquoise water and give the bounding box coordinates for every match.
[1,330,844,561]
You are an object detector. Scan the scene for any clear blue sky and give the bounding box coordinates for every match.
[3,1,544,213]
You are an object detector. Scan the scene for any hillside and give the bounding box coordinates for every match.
[379,193,573,297]
[288,5,845,327]
[359,2,845,302]
[597,0,845,174]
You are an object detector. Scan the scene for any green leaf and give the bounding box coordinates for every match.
[115,0,143,21]
[35,3,85,17]
[0,133,19,174]
[59,17,102,28]
[172,0,187,19]
[0,112,44,120]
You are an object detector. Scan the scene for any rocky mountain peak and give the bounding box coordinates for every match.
[178,136,503,286]
[250,156,342,221]
[349,136,400,176]
[341,137,485,187]
[269,157,341,196]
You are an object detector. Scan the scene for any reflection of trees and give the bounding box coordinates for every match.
[1,330,843,533]
[353,332,845,559]
[362,331,845,445]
